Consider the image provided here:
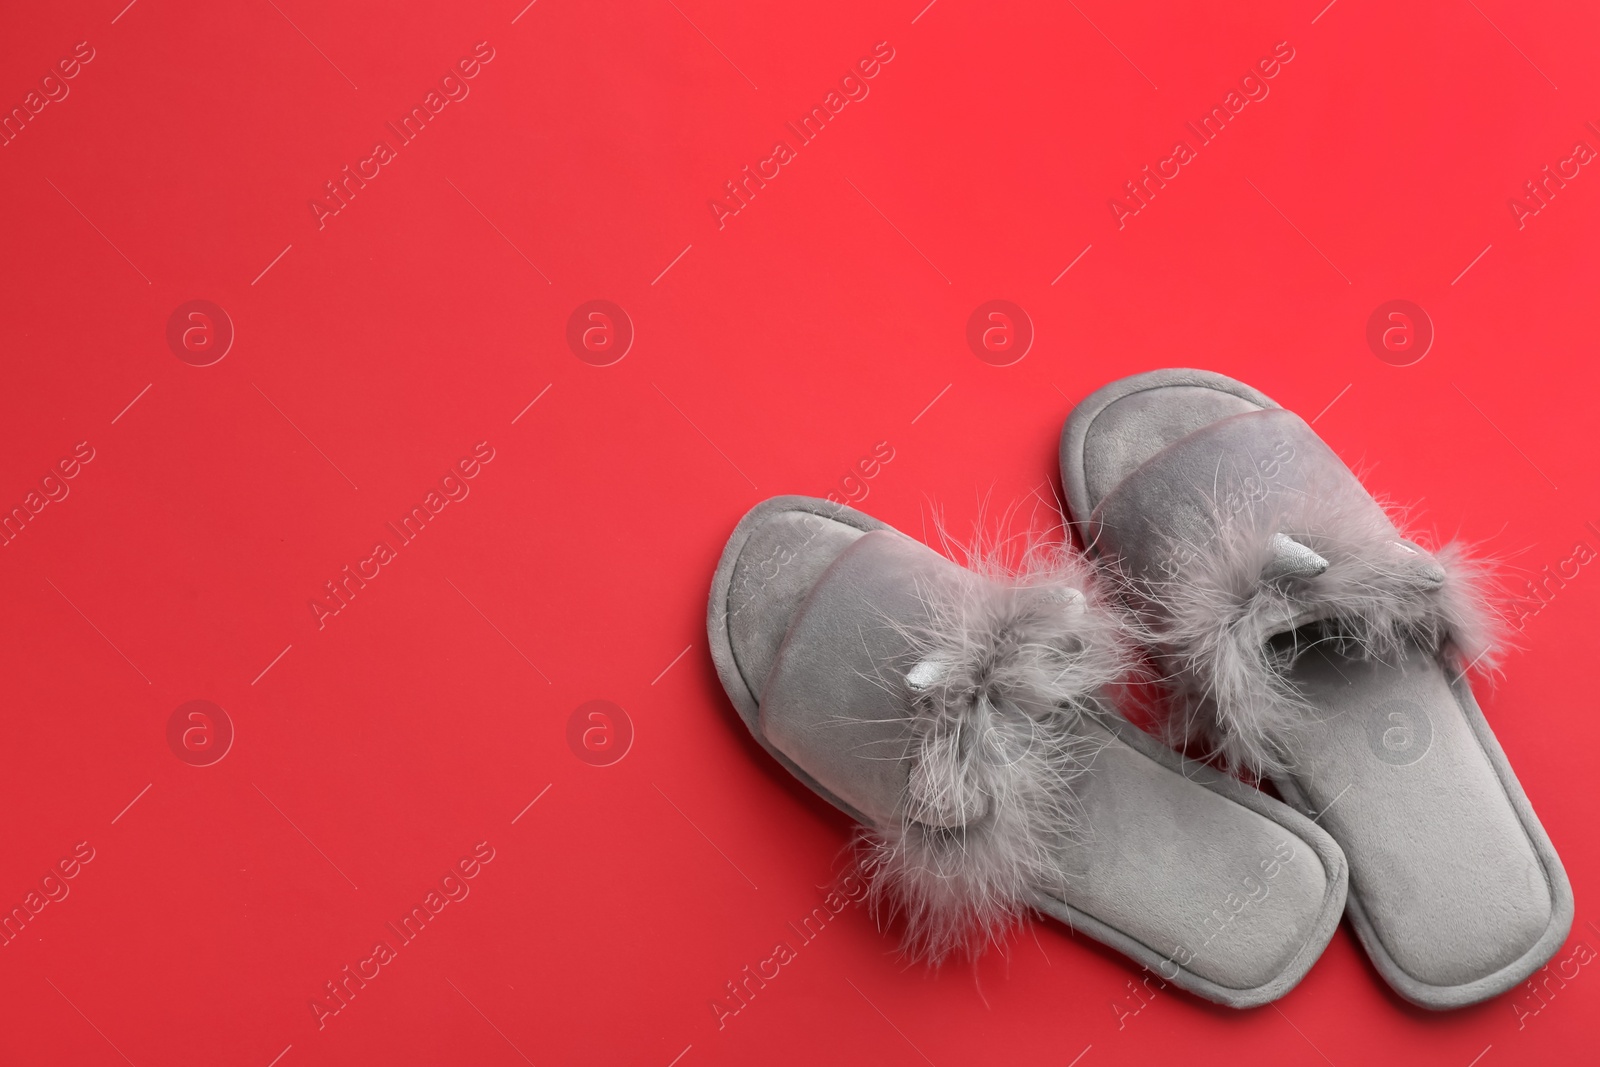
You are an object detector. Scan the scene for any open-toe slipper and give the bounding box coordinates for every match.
[1060,368,1573,1009]
[707,495,1348,1008]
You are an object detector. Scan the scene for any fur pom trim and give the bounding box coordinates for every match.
[858,544,1128,963]
[1127,489,1503,775]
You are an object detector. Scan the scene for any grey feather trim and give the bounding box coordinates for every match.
[859,544,1129,963]
[1125,490,1502,775]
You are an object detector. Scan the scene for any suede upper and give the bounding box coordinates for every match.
[1086,406,1392,594]
[759,529,964,826]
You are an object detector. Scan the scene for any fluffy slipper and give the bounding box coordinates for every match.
[707,495,1347,1008]
[1060,368,1573,1009]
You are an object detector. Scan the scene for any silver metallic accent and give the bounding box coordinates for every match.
[1263,532,1331,582]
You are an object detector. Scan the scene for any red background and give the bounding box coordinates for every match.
[1,1,1595,1064]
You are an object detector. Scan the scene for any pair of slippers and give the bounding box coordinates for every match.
[707,368,1572,1009]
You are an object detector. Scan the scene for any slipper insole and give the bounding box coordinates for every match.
[1283,646,1551,986]
[1050,715,1332,991]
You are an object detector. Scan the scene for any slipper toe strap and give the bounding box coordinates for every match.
[1086,408,1498,772]
[760,530,1125,960]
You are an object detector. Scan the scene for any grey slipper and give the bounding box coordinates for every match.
[1060,368,1573,1009]
[707,495,1348,1008]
